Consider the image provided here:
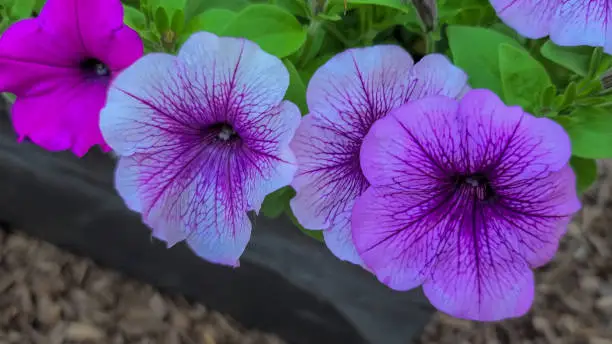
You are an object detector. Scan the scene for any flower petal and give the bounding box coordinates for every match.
[490,0,558,39]
[178,32,290,121]
[550,0,612,52]
[0,19,78,97]
[243,102,301,213]
[36,0,142,70]
[290,45,413,231]
[356,93,579,320]
[323,206,363,265]
[356,98,462,288]
[422,235,535,321]
[493,164,581,268]
[404,53,468,102]
[458,89,571,178]
[360,96,462,189]
[104,34,298,265]
[38,0,121,46]
[100,53,182,156]
[12,79,108,156]
[352,186,444,290]
[354,174,537,320]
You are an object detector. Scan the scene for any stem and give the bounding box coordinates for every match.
[424,32,435,54]
[323,22,352,47]
[296,20,322,68]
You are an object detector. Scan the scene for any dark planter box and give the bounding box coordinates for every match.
[0,97,434,344]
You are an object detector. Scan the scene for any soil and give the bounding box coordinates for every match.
[0,227,285,344]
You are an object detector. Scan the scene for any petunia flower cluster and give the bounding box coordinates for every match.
[0,0,585,322]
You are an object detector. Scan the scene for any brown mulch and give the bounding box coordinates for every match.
[0,227,285,344]
[418,160,612,344]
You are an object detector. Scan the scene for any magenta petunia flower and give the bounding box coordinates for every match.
[100,32,301,266]
[352,89,581,321]
[0,0,143,156]
[289,45,468,264]
[491,0,612,53]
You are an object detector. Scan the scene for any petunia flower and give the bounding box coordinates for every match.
[0,0,143,156]
[100,32,301,267]
[289,45,468,265]
[490,0,612,53]
[352,89,581,321]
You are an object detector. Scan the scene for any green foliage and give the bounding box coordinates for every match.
[557,107,612,159]
[499,43,552,112]
[540,41,593,77]
[181,8,235,40]
[283,59,308,114]
[447,25,522,96]
[261,186,296,219]
[123,4,147,31]
[338,0,410,12]
[221,4,307,58]
[285,206,325,242]
[570,156,597,194]
[438,0,496,26]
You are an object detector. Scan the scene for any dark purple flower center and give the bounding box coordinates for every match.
[80,57,111,80]
[204,122,240,143]
[454,173,496,202]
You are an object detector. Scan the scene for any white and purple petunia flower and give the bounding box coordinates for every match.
[491,0,612,53]
[100,32,301,267]
[352,89,581,321]
[289,45,468,265]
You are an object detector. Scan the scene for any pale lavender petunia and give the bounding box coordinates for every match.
[100,32,300,267]
[289,45,468,264]
[490,0,612,53]
[352,89,581,321]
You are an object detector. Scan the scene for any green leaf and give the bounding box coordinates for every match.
[439,0,496,26]
[557,107,612,158]
[221,4,307,58]
[570,156,597,194]
[184,0,249,21]
[10,0,35,19]
[261,187,294,219]
[447,25,522,96]
[170,9,185,33]
[285,207,324,242]
[499,43,552,111]
[588,47,604,79]
[540,41,592,77]
[123,5,146,31]
[283,60,308,114]
[2,93,15,103]
[272,0,310,18]
[333,0,410,12]
[183,9,236,37]
[154,7,170,33]
[559,81,577,110]
[540,84,556,108]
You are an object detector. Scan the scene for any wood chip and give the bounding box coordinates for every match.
[65,322,105,341]
[0,226,284,344]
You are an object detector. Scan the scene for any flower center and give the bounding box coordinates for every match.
[455,173,496,202]
[80,57,110,79]
[206,122,240,143]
